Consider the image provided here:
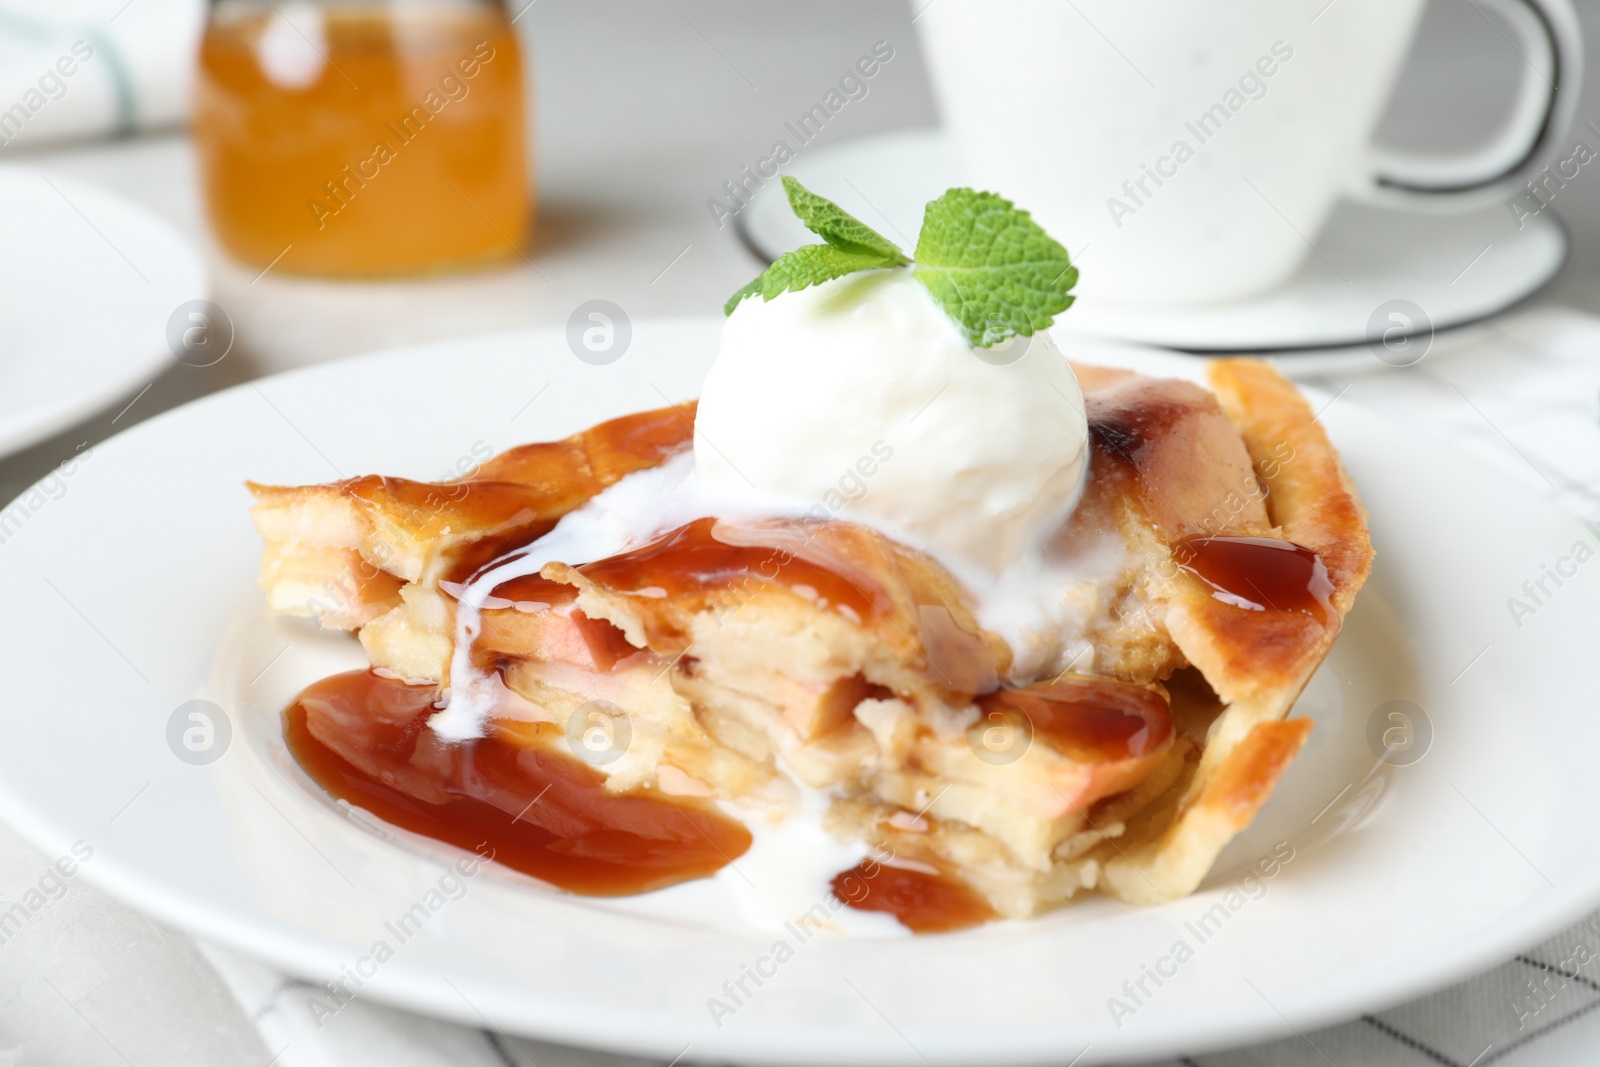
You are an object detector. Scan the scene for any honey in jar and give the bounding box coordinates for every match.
[194,0,531,278]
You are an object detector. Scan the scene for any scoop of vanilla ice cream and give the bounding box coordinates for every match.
[694,269,1088,572]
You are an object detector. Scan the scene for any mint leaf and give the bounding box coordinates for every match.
[757,245,895,298]
[912,188,1077,347]
[782,176,910,264]
[723,276,763,316]
[726,245,895,314]
[723,182,1079,337]
[725,179,907,314]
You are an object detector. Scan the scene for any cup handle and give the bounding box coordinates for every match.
[1349,0,1583,210]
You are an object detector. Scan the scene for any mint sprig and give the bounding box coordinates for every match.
[781,177,908,262]
[913,189,1076,347]
[724,182,1076,347]
[724,177,908,315]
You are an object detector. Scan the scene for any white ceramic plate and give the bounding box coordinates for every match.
[736,130,1567,371]
[0,320,1595,1066]
[0,166,206,457]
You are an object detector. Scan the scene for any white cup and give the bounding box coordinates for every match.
[916,0,1582,306]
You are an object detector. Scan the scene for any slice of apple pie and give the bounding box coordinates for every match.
[252,355,1370,925]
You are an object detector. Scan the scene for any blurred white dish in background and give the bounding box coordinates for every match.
[0,166,204,457]
[736,131,1568,367]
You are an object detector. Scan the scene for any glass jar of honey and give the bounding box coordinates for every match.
[194,0,530,278]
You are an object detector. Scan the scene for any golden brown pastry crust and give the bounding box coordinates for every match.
[249,402,696,594]
[1092,359,1373,903]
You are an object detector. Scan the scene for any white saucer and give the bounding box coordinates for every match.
[0,320,1597,1065]
[0,166,206,457]
[736,129,1568,358]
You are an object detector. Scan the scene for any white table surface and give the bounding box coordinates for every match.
[6,1,1600,1064]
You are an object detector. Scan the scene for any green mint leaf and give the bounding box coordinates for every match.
[724,179,908,315]
[760,245,895,297]
[726,244,897,314]
[781,176,910,264]
[723,276,764,316]
[912,188,1077,347]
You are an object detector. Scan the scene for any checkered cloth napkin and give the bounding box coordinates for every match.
[194,305,1600,1067]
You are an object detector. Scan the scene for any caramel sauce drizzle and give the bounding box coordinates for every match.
[1175,535,1333,622]
[285,670,751,896]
